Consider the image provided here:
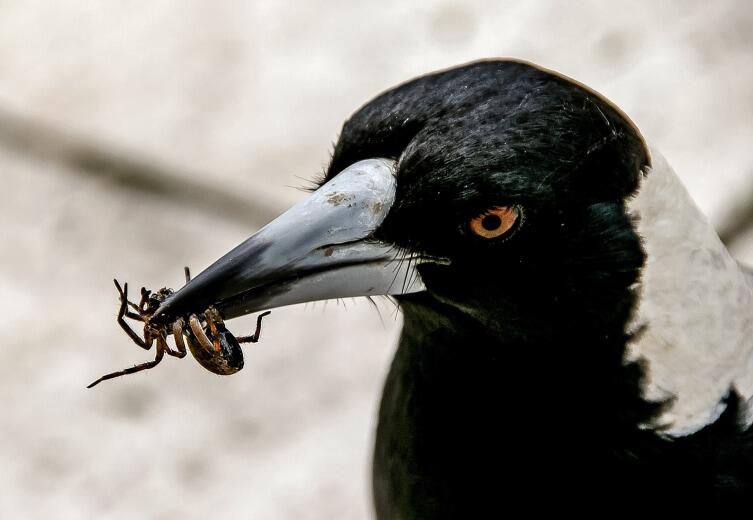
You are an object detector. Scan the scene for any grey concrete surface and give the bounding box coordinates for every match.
[1,1,752,518]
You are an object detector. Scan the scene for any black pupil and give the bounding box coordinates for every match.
[481,214,502,231]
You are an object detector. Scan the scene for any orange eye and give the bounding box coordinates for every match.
[468,206,521,239]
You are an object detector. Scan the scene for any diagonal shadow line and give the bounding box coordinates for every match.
[718,178,753,250]
[0,105,282,228]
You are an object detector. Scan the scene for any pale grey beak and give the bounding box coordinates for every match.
[155,159,428,321]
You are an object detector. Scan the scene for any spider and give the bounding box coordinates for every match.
[87,268,271,388]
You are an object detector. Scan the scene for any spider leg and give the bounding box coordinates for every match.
[114,279,143,315]
[114,281,152,349]
[189,314,215,351]
[236,311,272,344]
[138,287,152,314]
[87,337,166,388]
[166,320,187,359]
[204,312,222,351]
[158,328,183,359]
[125,311,144,321]
[184,266,191,283]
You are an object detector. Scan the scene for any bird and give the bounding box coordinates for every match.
[154,59,753,515]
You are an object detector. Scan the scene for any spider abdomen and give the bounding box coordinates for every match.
[186,326,245,375]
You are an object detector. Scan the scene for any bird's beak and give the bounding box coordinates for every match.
[155,159,427,321]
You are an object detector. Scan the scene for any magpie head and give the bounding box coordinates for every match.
[156,60,650,338]
[325,60,651,332]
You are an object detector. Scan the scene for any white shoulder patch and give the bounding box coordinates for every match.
[626,146,753,436]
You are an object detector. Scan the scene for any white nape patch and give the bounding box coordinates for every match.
[626,146,753,436]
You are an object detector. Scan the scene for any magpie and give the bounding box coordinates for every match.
[154,60,753,515]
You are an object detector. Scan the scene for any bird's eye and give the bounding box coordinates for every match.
[468,205,522,239]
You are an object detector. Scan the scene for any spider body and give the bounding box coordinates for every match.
[186,307,245,375]
[87,270,270,388]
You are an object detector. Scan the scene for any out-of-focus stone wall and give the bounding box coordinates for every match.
[1,2,751,518]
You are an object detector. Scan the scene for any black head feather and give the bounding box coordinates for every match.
[325,60,650,326]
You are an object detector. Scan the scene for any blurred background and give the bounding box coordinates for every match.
[1,1,752,518]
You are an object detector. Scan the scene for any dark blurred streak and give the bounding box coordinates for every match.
[3,105,752,251]
[718,177,753,250]
[0,106,281,228]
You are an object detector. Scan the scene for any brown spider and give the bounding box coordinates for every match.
[87,268,271,388]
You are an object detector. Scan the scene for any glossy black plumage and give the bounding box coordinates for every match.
[319,61,753,515]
